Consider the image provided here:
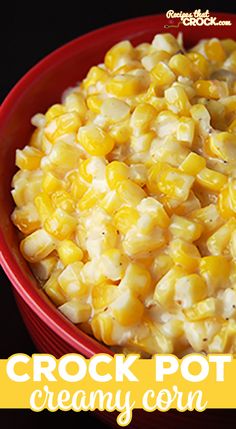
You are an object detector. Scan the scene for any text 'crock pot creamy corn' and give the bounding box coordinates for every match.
[11,33,236,356]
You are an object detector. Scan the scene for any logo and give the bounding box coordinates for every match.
[165,10,232,28]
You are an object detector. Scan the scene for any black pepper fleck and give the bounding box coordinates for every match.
[203,338,208,342]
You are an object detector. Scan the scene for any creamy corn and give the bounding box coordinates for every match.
[11,33,236,356]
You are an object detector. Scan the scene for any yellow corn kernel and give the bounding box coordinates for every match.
[29,128,44,150]
[230,230,236,260]
[48,141,80,171]
[154,110,178,138]
[207,218,236,255]
[67,172,88,201]
[16,146,43,170]
[31,255,57,282]
[44,208,77,240]
[58,240,83,265]
[78,124,114,156]
[152,33,180,54]
[138,197,170,229]
[64,93,87,119]
[190,104,211,137]
[186,52,210,79]
[131,132,155,154]
[228,118,236,133]
[130,324,173,354]
[91,312,115,346]
[46,112,82,141]
[113,206,139,234]
[83,66,109,89]
[77,188,103,211]
[169,239,200,272]
[11,203,41,234]
[117,179,146,206]
[105,161,129,190]
[109,121,131,145]
[99,191,122,215]
[175,274,207,308]
[86,94,104,113]
[44,270,66,306]
[151,62,176,87]
[105,40,136,70]
[51,190,75,213]
[189,204,222,235]
[180,152,206,175]
[123,227,165,256]
[224,50,236,73]
[34,192,54,222]
[92,282,119,310]
[99,248,124,281]
[218,187,235,219]
[42,172,62,194]
[151,253,173,282]
[158,164,194,201]
[45,104,65,122]
[20,229,55,263]
[12,172,42,206]
[194,80,228,99]
[130,103,157,135]
[208,319,236,353]
[196,167,227,192]
[101,98,130,123]
[200,254,230,290]
[150,136,189,167]
[78,159,93,183]
[184,297,216,321]
[119,263,152,299]
[164,86,191,116]
[58,261,86,297]
[221,39,236,55]
[106,73,149,97]
[169,215,203,242]
[229,179,236,212]
[205,38,226,63]
[209,132,236,161]
[176,118,195,146]
[154,266,186,307]
[111,289,144,326]
[59,299,91,323]
[141,51,171,71]
[169,54,197,80]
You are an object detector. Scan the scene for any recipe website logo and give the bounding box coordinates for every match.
[164,10,232,28]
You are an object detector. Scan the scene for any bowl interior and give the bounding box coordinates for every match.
[1,13,236,355]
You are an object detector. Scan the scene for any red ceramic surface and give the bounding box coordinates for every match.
[0,13,236,428]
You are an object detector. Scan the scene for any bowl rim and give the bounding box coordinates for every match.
[0,12,235,356]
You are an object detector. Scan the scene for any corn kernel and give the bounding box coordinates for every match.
[44,208,77,240]
[58,240,83,265]
[218,187,235,219]
[169,215,203,242]
[123,227,165,256]
[141,51,171,71]
[205,38,226,63]
[99,248,124,281]
[11,203,41,234]
[175,274,207,308]
[42,172,62,194]
[117,179,146,206]
[189,204,222,235]
[113,206,139,234]
[59,299,91,323]
[105,41,136,70]
[99,191,122,215]
[106,73,149,97]
[83,66,109,88]
[138,197,170,229]
[152,33,180,54]
[109,121,131,145]
[208,319,236,353]
[151,253,173,282]
[34,192,54,223]
[190,104,211,137]
[105,161,129,190]
[111,289,144,326]
[51,190,75,213]
[78,124,114,156]
[176,118,195,146]
[130,323,173,354]
[119,263,152,299]
[31,255,57,282]
[130,103,157,135]
[169,239,200,272]
[44,270,66,306]
[207,218,236,256]
[154,110,179,138]
[196,167,227,192]
[186,52,210,78]
[92,282,119,310]
[230,230,236,260]
[20,229,55,263]
[91,312,115,345]
[48,141,80,171]
[194,79,229,99]
[184,297,216,321]
[154,266,186,307]
[180,152,206,175]
[169,54,197,80]
[209,132,236,161]
[199,256,230,291]
[101,98,130,123]
[151,62,176,87]
[77,188,103,211]
[64,93,87,119]
[16,146,43,171]
[165,86,191,116]
[157,164,194,201]
[150,136,189,167]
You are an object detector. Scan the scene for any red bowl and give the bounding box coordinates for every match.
[0,13,236,428]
